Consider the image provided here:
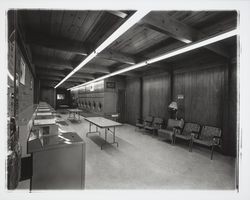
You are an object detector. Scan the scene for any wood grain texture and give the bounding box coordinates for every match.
[125,78,141,125]
[40,87,56,108]
[227,61,237,156]
[142,72,171,120]
[173,65,225,127]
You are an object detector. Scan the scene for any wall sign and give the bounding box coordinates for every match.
[177,94,184,99]
[106,82,116,89]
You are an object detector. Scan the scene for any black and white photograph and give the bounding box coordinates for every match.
[1,0,250,200]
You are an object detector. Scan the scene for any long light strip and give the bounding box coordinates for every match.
[69,28,238,91]
[54,10,150,88]
[7,69,14,81]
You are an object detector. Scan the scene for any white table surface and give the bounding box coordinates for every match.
[36,112,52,116]
[85,117,122,128]
[37,108,51,111]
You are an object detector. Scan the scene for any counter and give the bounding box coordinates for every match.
[27,132,85,190]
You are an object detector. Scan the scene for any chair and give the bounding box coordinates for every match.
[135,116,154,131]
[174,122,200,149]
[158,119,184,144]
[144,117,164,134]
[190,125,222,160]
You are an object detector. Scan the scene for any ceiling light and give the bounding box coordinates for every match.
[7,69,14,81]
[55,10,149,89]
[68,28,238,91]
[147,29,238,65]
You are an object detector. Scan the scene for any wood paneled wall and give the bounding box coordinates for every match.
[124,63,237,156]
[173,66,225,127]
[40,87,56,108]
[125,78,141,125]
[228,61,237,156]
[143,72,171,120]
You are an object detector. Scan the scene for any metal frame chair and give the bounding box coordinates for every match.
[190,125,222,160]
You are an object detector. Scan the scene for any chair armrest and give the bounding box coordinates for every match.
[213,136,221,145]
[173,127,181,135]
[153,123,163,129]
[191,132,199,139]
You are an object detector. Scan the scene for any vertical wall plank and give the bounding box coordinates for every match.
[142,72,171,120]
[173,66,224,127]
[125,78,141,125]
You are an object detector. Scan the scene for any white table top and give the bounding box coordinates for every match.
[38,106,50,109]
[37,108,51,111]
[68,109,82,112]
[34,118,56,126]
[36,112,52,116]
[85,117,122,128]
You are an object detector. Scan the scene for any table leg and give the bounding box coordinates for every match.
[86,123,92,136]
[113,127,118,147]
[101,129,107,150]
[101,127,118,149]
[96,126,100,136]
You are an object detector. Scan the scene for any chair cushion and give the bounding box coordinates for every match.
[175,133,191,140]
[168,119,184,129]
[144,126,154,130]
[193,138,213,146]
[158,128,174,137]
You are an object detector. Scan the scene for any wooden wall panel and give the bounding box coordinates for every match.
[228,62,237,156]
[125,78,141,125]
[40,87,56,108]
[173,66,225,127]
[142,72,171,120]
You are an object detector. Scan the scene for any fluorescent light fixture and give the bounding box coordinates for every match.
[55,10,149,89]
[147,29,238,64]
[69,28,238,91]
[183,39,192,44]
[95,10,150,54]
[7,69,14,81]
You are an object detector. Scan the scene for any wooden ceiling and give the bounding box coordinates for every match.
[17,10,237,88]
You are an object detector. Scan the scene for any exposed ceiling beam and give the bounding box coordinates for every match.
[34,57,73,70]
[38,73,89,83]
[141,13,196,43]
[107,11,128,19]
[37,70,66,77]
[78,64,110,74]
[36,68,95,80]
[69,28,237,90]
[28,33,89,55]
[55,10,149,88]
[71,73,95,80]
[39,76,85,83]
[141,12,230,58]
[34,56,110,74]
[40,80,80,87]
[29,32,137,65]
[98,49,136,64]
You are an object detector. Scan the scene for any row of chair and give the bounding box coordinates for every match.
[135,116,222,160]
[136,116,163,134]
